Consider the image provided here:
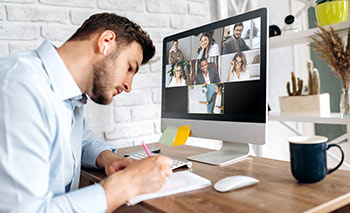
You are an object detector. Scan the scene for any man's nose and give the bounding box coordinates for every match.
[123,77,133,93]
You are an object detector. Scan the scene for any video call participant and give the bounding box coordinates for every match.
[221,22,250,55]
[195,58,219,85]
[197,32,219,59]
[168,39,184,64]
[227,52,249,82]
[199,84,224,114]
[168,63,186,87]
[0,13,172,212]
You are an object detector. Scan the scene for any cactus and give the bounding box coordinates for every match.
[307,61,314,95]
[287,72,303,96]
[307,60,321,95]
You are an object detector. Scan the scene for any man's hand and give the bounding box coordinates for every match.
[100,155,172,212]
[96,150,137,176]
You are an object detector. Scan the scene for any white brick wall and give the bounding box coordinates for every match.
[0,0,211,149]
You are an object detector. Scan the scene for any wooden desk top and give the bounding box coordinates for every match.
[81,143,350,213]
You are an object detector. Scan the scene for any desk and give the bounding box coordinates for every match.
[80,143,350,212]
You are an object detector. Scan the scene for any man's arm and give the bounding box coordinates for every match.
[0,80,107,212]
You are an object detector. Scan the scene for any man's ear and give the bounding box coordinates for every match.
[98,30,116,55]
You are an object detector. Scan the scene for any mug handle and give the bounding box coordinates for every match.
[327,144,344,174]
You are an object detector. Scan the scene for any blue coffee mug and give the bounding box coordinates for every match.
[289,136,344,183]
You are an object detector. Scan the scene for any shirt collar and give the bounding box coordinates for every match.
[36,40,82,101]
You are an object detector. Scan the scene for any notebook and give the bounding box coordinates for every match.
[127,171,211,206]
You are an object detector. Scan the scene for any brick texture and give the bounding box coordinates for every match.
[97,0,145,12]
[0,0,211,149]
[0,43,8,57]
[146,0,187,15]
[39,0,96,8]
[41,25,76,41]
[7,5,70,23]
[0,6,5,20]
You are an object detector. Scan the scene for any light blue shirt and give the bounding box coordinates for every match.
[0,41,116,212]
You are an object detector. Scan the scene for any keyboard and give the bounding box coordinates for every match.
[124,149,192,170]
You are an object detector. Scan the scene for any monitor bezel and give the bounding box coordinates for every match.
[161,7,268,124]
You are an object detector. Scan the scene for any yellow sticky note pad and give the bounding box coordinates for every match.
[159,125,191,146]
[172,125,191,146]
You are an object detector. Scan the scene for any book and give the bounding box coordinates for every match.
[127,171,211,206]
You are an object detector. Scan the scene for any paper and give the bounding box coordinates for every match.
[159,125,192,146]
[127,171,211,206]
[173,125,191,146]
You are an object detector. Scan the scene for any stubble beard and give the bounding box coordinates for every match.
[90,48,121,105]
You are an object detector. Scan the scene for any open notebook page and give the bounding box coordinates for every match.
[127,171,211,206]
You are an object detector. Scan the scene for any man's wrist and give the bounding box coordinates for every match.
[96,150,117,169]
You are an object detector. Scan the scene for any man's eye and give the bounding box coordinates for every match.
[128,67,132,71]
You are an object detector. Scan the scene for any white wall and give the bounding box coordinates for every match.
[0,0,212,149]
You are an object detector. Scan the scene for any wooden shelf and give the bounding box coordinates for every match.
[269,21,350,49]
[269,111,350,125]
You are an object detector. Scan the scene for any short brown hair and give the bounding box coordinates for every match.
[68,13,155,64]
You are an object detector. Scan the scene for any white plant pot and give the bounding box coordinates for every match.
[279,93,331,116]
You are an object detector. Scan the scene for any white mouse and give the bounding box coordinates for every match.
[214,175,259,192]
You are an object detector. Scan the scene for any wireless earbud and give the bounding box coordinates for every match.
[103,43,108,55]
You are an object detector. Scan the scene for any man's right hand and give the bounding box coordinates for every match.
[100,155,172,212]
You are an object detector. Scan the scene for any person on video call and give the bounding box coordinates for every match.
[199,84,224,114]
[221,22,250,55]
[168,39,184,64]
[197,32,219,59]
[0,13,173,212]
[168,63,186,87]
[195,58,219,85]
[227,52,249,82]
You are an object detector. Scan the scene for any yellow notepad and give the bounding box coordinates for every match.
[127,171,211,206]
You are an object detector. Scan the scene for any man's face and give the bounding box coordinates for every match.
[199,60,208,73]
[89,41,143,105]
[173,41,178,50]
[233,26,243,39]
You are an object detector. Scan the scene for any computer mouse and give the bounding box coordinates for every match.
[214,175,259,192]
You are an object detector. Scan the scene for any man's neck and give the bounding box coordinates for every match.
[57,40,96,94]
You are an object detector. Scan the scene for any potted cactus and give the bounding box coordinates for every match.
[279,61,331,116]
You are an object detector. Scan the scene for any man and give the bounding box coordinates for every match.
[221,22,250,55]
[195,58,219,85]
[0,13,172,212]
[168,40,184,64]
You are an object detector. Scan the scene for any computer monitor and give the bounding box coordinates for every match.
[161,8,268,165]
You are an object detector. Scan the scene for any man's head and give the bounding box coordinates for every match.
[67,13,155,105]
[199,58,208,74]
[233,22,244,39]
[173,40,178,51]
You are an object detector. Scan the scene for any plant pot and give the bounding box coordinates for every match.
[279,93,331,116]
[315,0,349,26]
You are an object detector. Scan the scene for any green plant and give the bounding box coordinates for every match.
[286,72,303,96]
[307,60,321,95]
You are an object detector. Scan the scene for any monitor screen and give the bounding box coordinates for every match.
[162,8,267,124]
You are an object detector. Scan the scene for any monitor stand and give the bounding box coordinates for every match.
[187,141,249,166]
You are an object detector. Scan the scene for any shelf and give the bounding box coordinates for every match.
[269,111,350,125]
[269,21,350,49]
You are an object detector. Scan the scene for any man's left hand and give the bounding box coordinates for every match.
[96,150,137,176]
